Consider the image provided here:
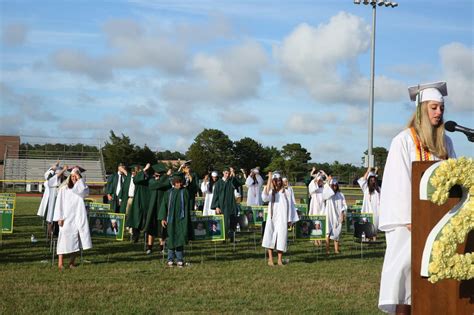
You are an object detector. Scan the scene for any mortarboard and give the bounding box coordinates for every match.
[152,163,167,174]
[68,166,86,174]
[272,172,281,179]
[171,172,185,181]
[408,82,447,125]
[408,81,447,103]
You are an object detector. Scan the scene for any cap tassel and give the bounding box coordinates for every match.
[416,86,422,125]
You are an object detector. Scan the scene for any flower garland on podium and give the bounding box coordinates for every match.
[425,157,474,283]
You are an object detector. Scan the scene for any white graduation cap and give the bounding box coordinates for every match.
[408,81,447,103]
[329,178,338,185]
[211,171,218,177]
[272,172,281,179]
[368,172,377,178]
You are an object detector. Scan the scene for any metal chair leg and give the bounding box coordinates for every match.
[51,239,56,266]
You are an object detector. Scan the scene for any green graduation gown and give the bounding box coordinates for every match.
[106,173,119,212]
[106,172,129,213]
[118,174,132,214]
[210,176,242,233]
[125,171,151,229]
[185,172,199,211]
[143,174,171,237]
[158,188,190,249]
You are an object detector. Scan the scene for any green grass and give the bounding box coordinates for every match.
[1,197,384,314]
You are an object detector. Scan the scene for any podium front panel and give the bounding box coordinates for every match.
[411,161,473,315]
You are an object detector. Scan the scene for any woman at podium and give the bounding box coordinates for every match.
[378,82,456,314]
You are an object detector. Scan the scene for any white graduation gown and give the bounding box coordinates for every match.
[37,168,54,218]
[378,129,455,313]
[286,185,296,205]
[322,185,346,241]
[53,178,92,255]
[37,169,62,223]
[245,175,264,206]
[357,177,380,230]
[308,180,324,215]
[200,181,216,215]
[261,189,299,252]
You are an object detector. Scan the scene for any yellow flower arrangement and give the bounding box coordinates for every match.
[427,157,474,283]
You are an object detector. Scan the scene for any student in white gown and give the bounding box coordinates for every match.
[308,169,328,215]
[358,166,381,232]
[282,177,296,205]
[53,166,92,270]
[378,82,456,314]
[201,171,219,215]
[245,168,264,206]
[37,163,67,231]
[322,178,347,254]
[261,172,299,266]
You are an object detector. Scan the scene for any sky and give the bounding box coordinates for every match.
[0,0,473,165]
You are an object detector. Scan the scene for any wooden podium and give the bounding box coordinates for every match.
[412,161,473,315]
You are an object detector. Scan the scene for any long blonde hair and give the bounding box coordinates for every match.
[407,101,448,159]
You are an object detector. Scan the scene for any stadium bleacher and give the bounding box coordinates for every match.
[3,159,105,183]
[2,148,106,191]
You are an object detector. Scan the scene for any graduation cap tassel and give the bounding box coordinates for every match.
[416,85,422,126]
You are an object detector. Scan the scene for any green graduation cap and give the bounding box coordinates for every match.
[152,163,167,174]
[171,172,185,181]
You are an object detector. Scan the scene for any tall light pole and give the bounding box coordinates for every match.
[354,0,398,168]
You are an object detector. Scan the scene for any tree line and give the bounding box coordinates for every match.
[101,129,388,184]
[21,129,389,184]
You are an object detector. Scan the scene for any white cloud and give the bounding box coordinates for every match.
[52,49,113,82]
[124,100,160,117]
[0,82,56,122]
[219,109,260,125]
[160,40,268,110]
[275,11,405,105]
[174,136,191,153]
[0,113,26,134]
[158,115,203,137]
[49,17,235,82]
[103,19,188,75]
[376,123,403,140]
[440,42,473,112]
[2,23,28,46]
[285,112,337,134]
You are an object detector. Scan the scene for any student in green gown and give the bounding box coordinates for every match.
[210,167,242,241]
[106,163,129,213]
[125,165,150,243]
[143,163,172,254]
[159,172,190,267]
[179,161,199,212]
[118,166,132,214]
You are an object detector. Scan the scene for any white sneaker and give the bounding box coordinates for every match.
[177,261,184,268]
[146,249,152,255]
[167,261,174,267]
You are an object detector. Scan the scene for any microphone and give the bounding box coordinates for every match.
[444,121,474,143]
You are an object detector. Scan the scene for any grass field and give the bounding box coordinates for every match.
[1,197,385,314]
